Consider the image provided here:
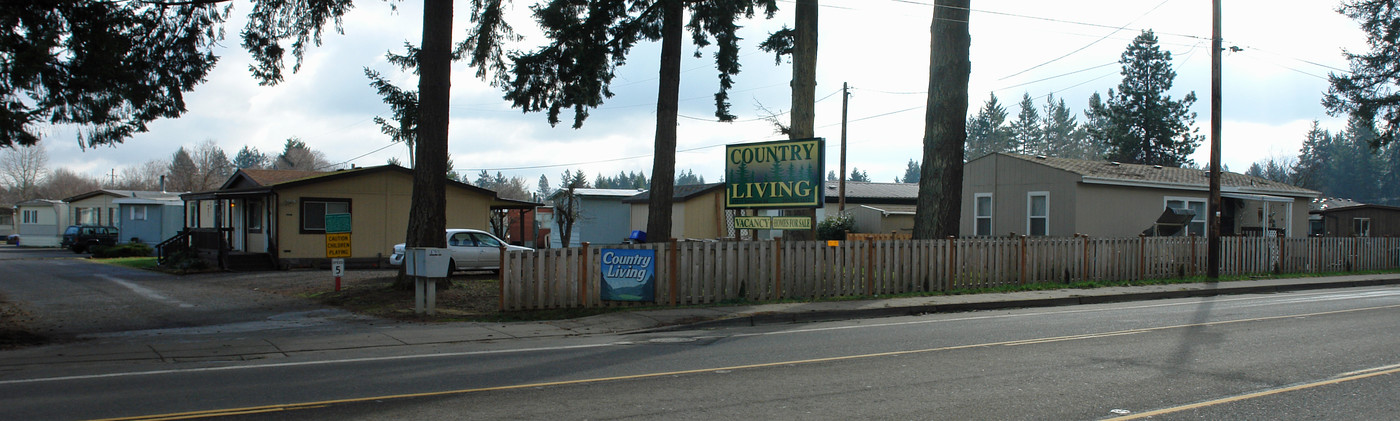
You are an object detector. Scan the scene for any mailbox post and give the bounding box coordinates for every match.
[404,247,449,315]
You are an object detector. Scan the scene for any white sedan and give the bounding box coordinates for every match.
[389,229,531,273]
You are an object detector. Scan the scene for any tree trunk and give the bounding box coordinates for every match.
[396,0,452,290]
[913,0,970,239]
[646,0,683,243]
[784,0,819,241]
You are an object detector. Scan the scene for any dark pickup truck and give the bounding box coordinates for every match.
[61,225,119,253]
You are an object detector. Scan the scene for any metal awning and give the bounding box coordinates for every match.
[1221,192,1295,203]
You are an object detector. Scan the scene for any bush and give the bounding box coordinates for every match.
[817,213,854,241]
[161,248,210,272]
[91,242,154,258]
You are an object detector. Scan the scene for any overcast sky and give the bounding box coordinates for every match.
[38,0,1368,187]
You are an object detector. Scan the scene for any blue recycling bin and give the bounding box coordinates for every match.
[627,230,647,244]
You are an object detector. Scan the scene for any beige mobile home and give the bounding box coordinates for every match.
[961,153,1319,238]
[180,165,536,270]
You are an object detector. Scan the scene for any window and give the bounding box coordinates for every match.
[130,206,148,221]
[1354,218,1371,237]
[247,200,263,233]
[300,198,351,233]
[108,208,115,225]
[78,208,97,225]
[471,232,503,248]
[1165,197,1207,236]
[974,193,993,236]
[22,210,39,224]
[1027,192,1049,236]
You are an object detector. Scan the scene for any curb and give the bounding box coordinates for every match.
[666,278,1400,331]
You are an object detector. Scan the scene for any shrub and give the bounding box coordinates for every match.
[162,249,210,272]
[91,242,155,258]
[817,213,854,241]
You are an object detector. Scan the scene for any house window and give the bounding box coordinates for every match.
[974,193,993,236]
[108,208,115,225]
[300,198,351,233]
[1353,218,1371,237]
[1027,192,1049,236]
[131,206,148,221]
[1165,197,1207,235]
[22,210,39,224]
[247,200,263,233]
[78,208,96,225]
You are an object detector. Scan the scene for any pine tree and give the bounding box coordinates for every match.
[232,146,269,169]
[965,93,1012,160]
[1092,30,1202,166]
[1040,94,1079,158]
[901,159,921,183]
[1325,0,1400,147]
[1010,93,1043,154]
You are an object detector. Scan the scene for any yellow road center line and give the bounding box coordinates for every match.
[95,303,1400,421]
[1107,365,1400,420]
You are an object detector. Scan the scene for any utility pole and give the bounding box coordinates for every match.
[1208,0,1223,279]
[839,82,849,213]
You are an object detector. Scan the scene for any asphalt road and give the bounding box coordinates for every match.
[3,282,1399,420]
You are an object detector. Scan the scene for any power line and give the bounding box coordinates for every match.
[998,0,1173,81]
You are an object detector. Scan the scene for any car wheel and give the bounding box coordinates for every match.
[447,259,456,275]
[71,245,84,253]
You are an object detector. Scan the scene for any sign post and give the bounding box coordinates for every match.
[325,213,351,291]
[331,258,344,291]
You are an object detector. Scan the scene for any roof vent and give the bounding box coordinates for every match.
[1153,165,1162,169]
[1109,161,1121,166]
[1035,155,1047,159]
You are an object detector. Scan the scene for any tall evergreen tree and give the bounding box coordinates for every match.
[964,93,1012,160]
[167,147,199,192]
[849,168,870,182]
[1091,30,1202,166]
[1076,92,1112,161]
[1010,93,1043,154]
[1325,0,1400,148]
[914,0,971,239]
[1293,120,1333,191]
[232,146,270,169]
[900,159,921,183]
[1040,94,1079,158]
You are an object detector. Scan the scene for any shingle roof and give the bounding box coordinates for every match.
[823,181,920,200]
[997,153,1319,197]
[236,169,326,186]
[63,189,186,202]
[623,183,724,202]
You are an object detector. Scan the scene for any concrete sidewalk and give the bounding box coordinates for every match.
[4,273,1399,368]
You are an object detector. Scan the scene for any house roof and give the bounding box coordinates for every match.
[824,181,920,200]
[623,183,724,203]
[63,189,186,202]
[1310,203,1400,215]
[858,204,918,215]
[993,153,1320,197]
[569,188,647,198]
[16,199,64,207]
[219,168,326,190]
[186,165,541,207]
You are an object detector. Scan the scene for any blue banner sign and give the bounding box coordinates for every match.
[600,249,656,302]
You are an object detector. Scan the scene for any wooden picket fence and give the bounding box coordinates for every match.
[498,236,1400,311]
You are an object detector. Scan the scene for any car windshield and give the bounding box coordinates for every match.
[65,226,79,235]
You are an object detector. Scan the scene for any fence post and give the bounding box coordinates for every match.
[946,236,956,290]
[669,239,679,306]
[1138,234,1145,280]
[866,238,875,296]
[774,237,784,300]
[1019,235,1027,285]
[1191,235,1198,276]
[580,242,590,308]
[1081,234,1090,281]
[498,245,507,312]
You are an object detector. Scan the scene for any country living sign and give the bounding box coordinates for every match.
[725,138,825,208]
[599,249,656,302]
